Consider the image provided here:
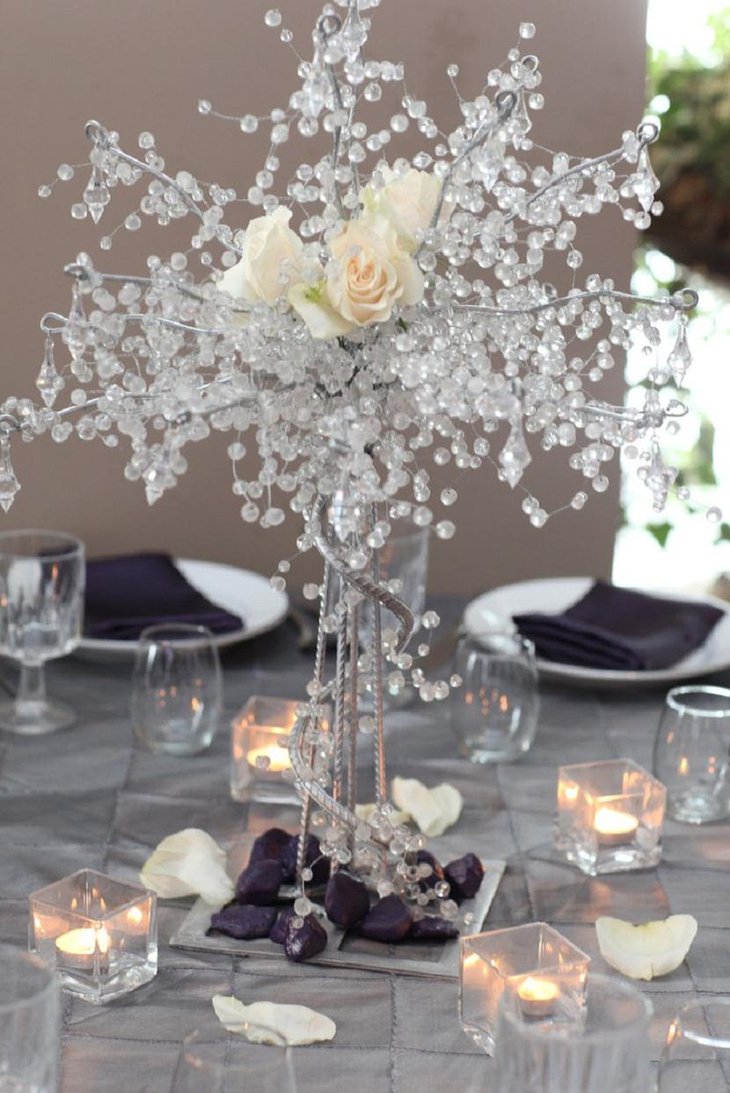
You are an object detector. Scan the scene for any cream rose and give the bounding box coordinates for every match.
[328,215,423,326]
[362,166,442,251]
[218,207,305,306]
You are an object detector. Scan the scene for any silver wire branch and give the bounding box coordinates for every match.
[461,286,699,316]
[316,13,349,218]
[59,263,252,316]
[84,120,244,258]
[503,121,659,227]
[417,87,521,258]
[583,400,689,425]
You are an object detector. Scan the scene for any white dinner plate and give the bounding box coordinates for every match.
[76,558,289,662]
[463,576,730,688]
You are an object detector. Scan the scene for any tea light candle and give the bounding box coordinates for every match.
[29,868,157,1004]
[459,923,590,1055]
[55,926,110,973]
[594,807,639,847]
[247,742,291,773]
[517,975,560,1018]
[231,696,329,804]
[555,759,666,876]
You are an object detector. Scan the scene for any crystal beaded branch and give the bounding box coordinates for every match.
[0,0,699,536]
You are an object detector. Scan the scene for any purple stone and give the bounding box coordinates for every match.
[324,872,370,929]
[282,834,330,886]
[208,903,277,940]
[444,853,484,902]
[409,915,460,941]
[358,895,412,942]
[284,913,328,963]
[269,906,296,946]
[249,827,292,867]
[415,849,445,891]
[235,858,284,905]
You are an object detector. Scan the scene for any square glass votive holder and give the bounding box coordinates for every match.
[230,695,302,804]
[555,758,666,876]
[459,923,590,1056]
[29,869,157,1005]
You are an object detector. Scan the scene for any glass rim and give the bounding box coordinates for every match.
[666,685,730,718]
[0,945,57,1014]
[497,972,652,1046]
[669,996,730,1049]
[0,528,84,560]
[460,630,535,656]
[138,623,216,646]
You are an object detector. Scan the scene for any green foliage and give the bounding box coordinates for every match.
[646,521,673,548]
[648,10,730,198]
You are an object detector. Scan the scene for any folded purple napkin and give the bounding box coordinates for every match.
[514,580,724,671]
[84,553,244,640]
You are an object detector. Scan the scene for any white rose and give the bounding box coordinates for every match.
[362,166,442,251]
[218,207,304,306]
[326,215,423,329]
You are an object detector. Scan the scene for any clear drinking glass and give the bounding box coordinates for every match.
[493,973,652,1093]
[0,529,85,735]
[657,997,730,1092]
[131,623,222,755]
[171,1028,296,1092]
[0,945,60,1092]
[450,633,539,762]
[653,685,730,823]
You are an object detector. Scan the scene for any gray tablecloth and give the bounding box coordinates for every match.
[1,599,729,1092]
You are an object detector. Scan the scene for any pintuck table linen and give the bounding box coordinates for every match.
[0,598,727,1092]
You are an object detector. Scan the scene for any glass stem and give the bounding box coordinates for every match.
[16,662,47,710]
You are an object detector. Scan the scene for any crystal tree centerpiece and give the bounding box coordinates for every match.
[0,1,699,931]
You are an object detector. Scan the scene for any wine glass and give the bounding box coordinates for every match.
[0,529,85,734]
[171,1027,296,1092]
[657,997,730,1091]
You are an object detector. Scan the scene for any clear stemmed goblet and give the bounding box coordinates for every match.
[0,529,85,734]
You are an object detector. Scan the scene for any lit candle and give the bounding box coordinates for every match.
[246,743,291,774]
[594,807,639,847]
[55,926,111,972]
[516,975,561,1018]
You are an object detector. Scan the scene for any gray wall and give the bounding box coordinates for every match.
[0,0,648,595]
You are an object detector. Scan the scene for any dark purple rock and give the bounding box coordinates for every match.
[324,872,370,929]
[358,894,412,942]
[208,903,277,940]
[250,827,292,867]
[444,853,484,902]
[409,915,460,941]
[284,913,328,963]
[282,834,330,886]
[269,906,296,946]
[415,850,445,891]
[235,858,284,905]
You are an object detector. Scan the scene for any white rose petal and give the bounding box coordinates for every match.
[596,914,698,981]
[212,995,336,1046]
[288,281,354,340]
[391,776,463,837]
[139,828,234,905]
